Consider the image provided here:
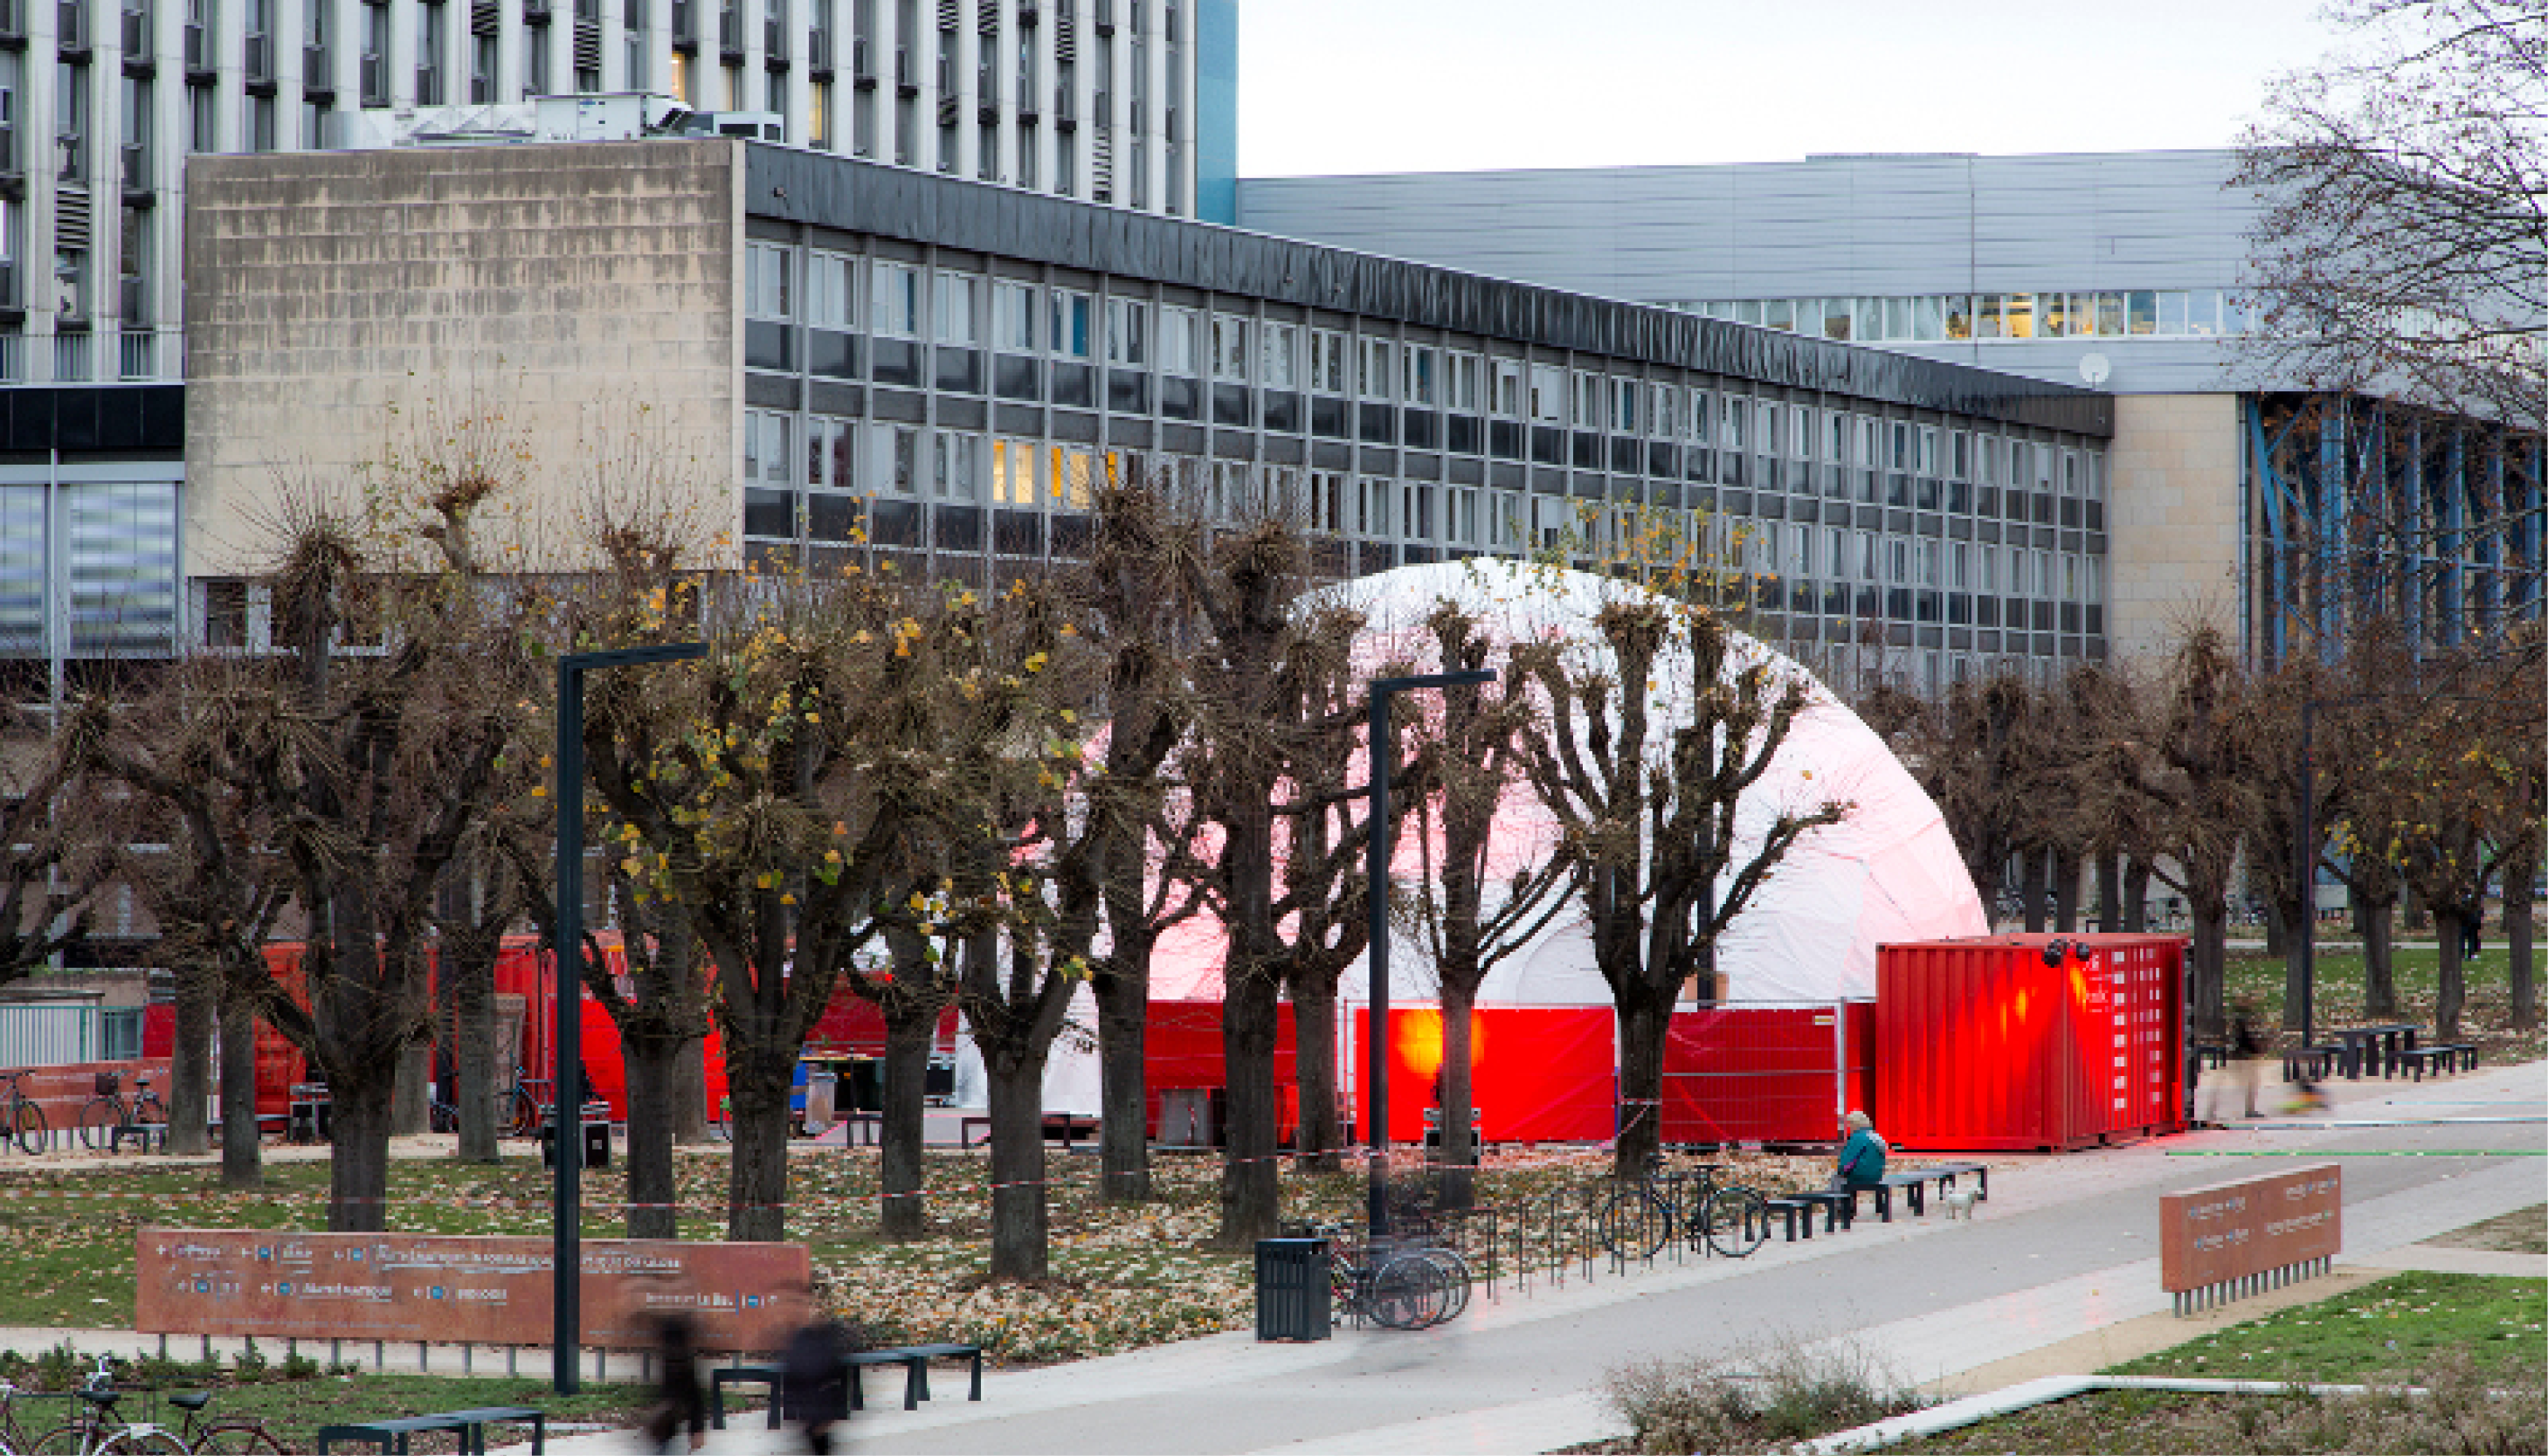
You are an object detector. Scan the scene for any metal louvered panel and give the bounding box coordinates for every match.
[470,1,497,33]
[0,486,44,656]
[54,183,90,251]
[572,17,599,66]
[66,482,178,654]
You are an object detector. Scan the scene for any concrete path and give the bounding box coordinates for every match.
[490,1059,2543,1455]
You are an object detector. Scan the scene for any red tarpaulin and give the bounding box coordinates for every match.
[1353,1007,1616,1145]
[1141,1000,1299,1142]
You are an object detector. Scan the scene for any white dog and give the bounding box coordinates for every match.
[1941,1187,1981,1221]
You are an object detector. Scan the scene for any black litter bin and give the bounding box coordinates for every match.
[541,1102,613,1170]
[1254,1238,1331,1342]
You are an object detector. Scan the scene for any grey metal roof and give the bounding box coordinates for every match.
[745,145,2114,438]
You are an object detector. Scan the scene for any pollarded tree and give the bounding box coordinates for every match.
[2141,627,2261,1040]
[0,701,102,988]
[1513,597,1844,1178]
[1394,603,1573,1190]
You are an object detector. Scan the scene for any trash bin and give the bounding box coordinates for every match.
[845,1057,881,1113]
[542,1102,612,1170]
[804,1068,838,1135]
[1254,1238,1331,1342]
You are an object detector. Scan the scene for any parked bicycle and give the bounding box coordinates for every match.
[1597,1155,1771,1261]
[507,1066,556,1139]
[0,1071,50,1156]
[1309,1222,1471,1331]
[27,1356,187,1455]
[160,1389,283,1455]
[76,1073,166,1154]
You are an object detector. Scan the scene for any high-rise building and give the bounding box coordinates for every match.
[0,0,1228,700]
[1238,151,2545,667]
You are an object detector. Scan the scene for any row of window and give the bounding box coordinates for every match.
[742,245,2110,489]
[738,411,2107,608]
[1673,290,2261,344]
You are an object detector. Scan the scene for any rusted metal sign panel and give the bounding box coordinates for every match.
[2160,1164,2342,1293]
[137,1230,808,1350]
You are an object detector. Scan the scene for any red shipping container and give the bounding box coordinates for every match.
[1354,1007,1615,1146]
[1661,1004,1875,1146]
[1875,934,2185,1151]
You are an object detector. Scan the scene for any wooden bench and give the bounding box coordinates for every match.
[315,1404,544,1453]
[708,1343,985,1427]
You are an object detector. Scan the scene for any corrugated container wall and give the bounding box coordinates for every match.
[1875,935,2185,1151]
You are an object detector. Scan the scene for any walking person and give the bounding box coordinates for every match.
[2206,998,2270,1123]
[639,1313,708,1453]
[783,1310,853,1454]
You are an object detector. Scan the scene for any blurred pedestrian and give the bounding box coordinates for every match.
[639,1312,707,1453]
[783,1312,852,1454]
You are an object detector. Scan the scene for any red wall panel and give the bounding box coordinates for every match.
[1875,935,2185,1151]
[1142,1001,1300,1142]
[1352,1007,1615,1145]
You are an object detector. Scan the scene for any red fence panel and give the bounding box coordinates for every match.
[1352,1007,1614,1146]
[1875,934,2185,1151]
[1142,1001,1299,1142]
[1661,1004,1873,1145]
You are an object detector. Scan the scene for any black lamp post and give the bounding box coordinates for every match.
[1364,668,1495,1239]
[552,641,704,1395]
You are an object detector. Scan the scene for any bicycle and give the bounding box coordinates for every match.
[1597,1155,1771,1261]
[162,1390,283,1455]
[507,1066,555,1139]
[0,1072,51,1156]
[76,1074,166,1154]
[1310,1223,1467,1331]
[28,1357,187,1456]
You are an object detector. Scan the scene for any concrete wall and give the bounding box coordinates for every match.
[183,141,742,577]
[2107,392,2242,663]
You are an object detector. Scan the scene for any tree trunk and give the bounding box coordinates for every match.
[2362,892,2399,1019]
[2053,848,2082,934]
[624,1032,680,1240]
[1613,994,1669,1179]
[1092,970,1151,1202]
[326,1079,395,1232]
[166,963,215,1157]
[218,997,262,1189]
[2403,885,2428,932]
[452,952,501,1163]
[392,1042,432,1137]
[878,1011,934,1239]
[1218,974,1282,1247]
[2279,895,2310,1032]
[2264,901,2289,959]
[2020,848,2048,934]
[2123,859,2151,934]
[2189,893,2229,1041]
[2434,906,2468,1043]
[2510,890,2538,1032]
[725,1055,791,1244]
[984,1054,1051,1281]
[2096,852,2123,934]
[1435,989,1476,1211]
[1288,981,1340,1174]
[673,1038,710,1145]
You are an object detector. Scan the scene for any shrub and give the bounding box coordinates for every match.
[231,1338,268,1384]
[31,1342,85,1393]
[1604,1335,1929,1455]
[2174,1351,2548,1455]
[278,1351,321,1382]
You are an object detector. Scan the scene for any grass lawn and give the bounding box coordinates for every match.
[1895,1273,2548,1454]
[0,1139,1861,1365]
[2222,944,2547,1066]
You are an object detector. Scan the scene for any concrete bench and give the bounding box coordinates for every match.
[1763,1190,1854,1240]
[708,1343,985,1427]
[2397,1044,2478,1080]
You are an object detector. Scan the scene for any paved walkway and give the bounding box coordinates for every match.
[486,1059,2544,1455]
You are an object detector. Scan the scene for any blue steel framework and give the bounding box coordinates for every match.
[2247,392,2545,666]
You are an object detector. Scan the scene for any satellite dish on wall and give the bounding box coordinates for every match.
[2079,352,2113,386]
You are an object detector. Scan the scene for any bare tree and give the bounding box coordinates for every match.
[1513,596,1843,1177]
[2240,1,2547,434]
[1393,602,1572,1196]
[0,703,101,986]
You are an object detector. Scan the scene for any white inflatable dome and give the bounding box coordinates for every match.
[1149,558,1986,1007]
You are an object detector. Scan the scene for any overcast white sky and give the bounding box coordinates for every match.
[1238,0,2348,177]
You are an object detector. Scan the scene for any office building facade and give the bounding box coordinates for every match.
[1237,150,2545,666]
[183,138,2113,695]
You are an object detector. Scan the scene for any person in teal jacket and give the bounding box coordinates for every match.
[1831,1109,1886,1192]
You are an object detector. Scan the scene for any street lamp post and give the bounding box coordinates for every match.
[552,641,704,1395]
[1364,668,1495,1239]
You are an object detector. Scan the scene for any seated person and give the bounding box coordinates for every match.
[1829,1109,1887,1194]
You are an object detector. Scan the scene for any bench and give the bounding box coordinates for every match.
[708,1343,985,1428]
[2396,1044,2479,1080]
[1763,1190,1854,1240]
[2191,1041,2233,1071]
[2285,1045,2342,1082]
[315,1404,544,1453]
[959,1114,1099,1149]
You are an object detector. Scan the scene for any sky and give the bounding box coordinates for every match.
[1238,0,2350,177]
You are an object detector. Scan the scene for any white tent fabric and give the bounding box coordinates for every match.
[1150,559,1986,1009]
